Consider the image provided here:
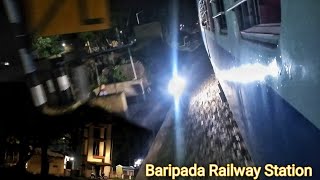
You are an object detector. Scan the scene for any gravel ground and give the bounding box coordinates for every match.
[185,75,253,166]
[136,75,254,180]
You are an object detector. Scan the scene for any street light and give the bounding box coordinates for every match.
[134,159,143,167]
[136,10,143,25]
[128,47,137,80]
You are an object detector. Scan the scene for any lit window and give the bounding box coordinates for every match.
[93,141,100,156]
[94,128,100,139]
[104,128,108,140]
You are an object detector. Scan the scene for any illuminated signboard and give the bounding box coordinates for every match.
[23,0,111,36]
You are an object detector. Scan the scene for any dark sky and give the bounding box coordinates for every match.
[111,0,198,26]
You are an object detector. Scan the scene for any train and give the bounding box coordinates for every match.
[197,0,320,178]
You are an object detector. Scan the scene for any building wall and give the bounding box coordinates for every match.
[103,125,112,176]
[116,165,135,179]
[104,125,112,165]
[91,92,128,115]
[27,154,64,176]
[49,158,65,176]
[27,155,41,175]
[103,166,111,178]
[82,124,112,177]
[23,0,111,36]
[94,79,145,98]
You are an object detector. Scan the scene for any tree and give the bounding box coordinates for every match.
[78,32,96,46]
[78,31,111,53]
[32,35,64,58]
[99,65,128,84]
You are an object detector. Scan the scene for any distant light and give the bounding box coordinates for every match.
[70,157,74,161]
[168,75,186,98]
[217,59,279,83]
[120,30,123,34]
[62,43,66,47]
[179,24,184,31]
[134,159,143,167]
[62,137,65,140]
[4,62,9,66]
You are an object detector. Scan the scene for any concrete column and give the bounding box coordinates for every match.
[53,67,74,106]
[4,0,47,107]
[44,77,59,106]
[72,65,91,101]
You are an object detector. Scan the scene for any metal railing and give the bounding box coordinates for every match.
[226,0,247,13]
[212,0,249,18]
[212,11,224,19]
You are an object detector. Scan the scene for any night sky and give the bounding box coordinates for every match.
[111,0,198,26]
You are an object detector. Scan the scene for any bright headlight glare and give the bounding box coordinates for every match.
[217,59,279,83]
[168,75,186,98]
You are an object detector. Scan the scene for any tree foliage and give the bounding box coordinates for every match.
[112,65,127,82]
[78,32,96,43]
[78,31,111,49]
[99,65,128,84]
[32,36,64,58]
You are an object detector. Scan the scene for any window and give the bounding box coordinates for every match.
[84,128,89,137]
[93,128,100,139]
[83,139,88,155]
[66,161,72,169]
[233,0,281,34]
[214,0,227,33]
[258,0,281,24]
[93,141,100,156]
[104,128,108,139]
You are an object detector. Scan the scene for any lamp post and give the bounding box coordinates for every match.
[128,47,137,80]
[136,10,143,25]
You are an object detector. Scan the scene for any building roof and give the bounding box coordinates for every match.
[117,165,135,170]
[33,148,64,158]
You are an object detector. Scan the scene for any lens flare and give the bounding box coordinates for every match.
[168,75,186,98]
